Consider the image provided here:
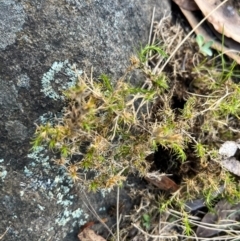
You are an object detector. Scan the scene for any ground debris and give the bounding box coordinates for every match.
[78,227,106,241]
[197,200,240,237]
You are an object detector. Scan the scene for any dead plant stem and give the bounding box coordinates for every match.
[82,189,115,237]
[116,186,120,241]
[0,226,10,240]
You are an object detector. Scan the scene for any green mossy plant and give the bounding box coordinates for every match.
[32,49,176,191]
[32,39,240,239]
[32,39,240,206]
[131,17,240,239]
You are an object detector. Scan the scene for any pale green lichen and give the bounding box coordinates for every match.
[17,74,30,88]
[27,113,95,229]
[55,207,89,226]
[100,188,112,198]
[40,60,82,100]
[28,146,51,172]
[0,169,7,180]
[37,204,45,211]
[24,166,33,177]
[0,160,7,180]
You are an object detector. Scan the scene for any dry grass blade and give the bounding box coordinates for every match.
[0,226,10,240]
[82,189,115,238]
[116,186,120,241]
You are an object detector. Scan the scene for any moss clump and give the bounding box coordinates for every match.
[32,53,174,191]
[32,36,240,205]
[118,17,240,240]
[32,22,240,220]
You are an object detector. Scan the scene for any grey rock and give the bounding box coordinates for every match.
[5,120,28,142]
[0,79,18,109]
[16,74,30,89]
[0,0,26,50]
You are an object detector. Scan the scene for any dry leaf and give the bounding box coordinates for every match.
[78,228,106,241]
[185,185,225,212]
[79,221,95,231]
[194,0,240,43]
[197,200,240,237]
[196,212,219,237]
[172,0,199,11]
[218,141,240,176]
[185,198,205,212]
[180,7,240,64]
[144,172,179,192]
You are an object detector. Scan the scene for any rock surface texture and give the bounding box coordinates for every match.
[0,0,171,240]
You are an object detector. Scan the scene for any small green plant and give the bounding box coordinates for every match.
[138,44,168,63]
[196,34,214,56]
[142,214,151,230]
[183,214,193,236]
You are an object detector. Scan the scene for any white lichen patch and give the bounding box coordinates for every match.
[55,207,89,226]
[0,167,7,180]
[0,159,7,181]
[48,191,54,199]
[28,146,49,164]
[24,166,33,177]
[17,74,30,88]
[37,204,45,211]
[39,112,55,125]
[100,187,112,198]
[0,160,7,181]
[26,111,91,230]
[26,140,90,228]
[41,60,82,100]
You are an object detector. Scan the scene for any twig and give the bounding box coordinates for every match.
[111,116,119,141]
[82,189,115,237]
[116,186,120,241]
[148,7,155,47]
[0,226,10,240]
[145,7,156,69]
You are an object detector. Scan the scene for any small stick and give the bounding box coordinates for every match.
[145,7,156,68]
[0,226,10,240]
[116,186,120,241]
